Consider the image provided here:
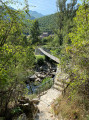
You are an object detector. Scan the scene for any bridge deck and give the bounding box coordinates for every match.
[38,48,60,64]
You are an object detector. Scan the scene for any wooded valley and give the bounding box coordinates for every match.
[0,0,89,120]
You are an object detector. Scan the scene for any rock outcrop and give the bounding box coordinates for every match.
[27,62,57,83]
[18,97,39,120]
[12,97,39,120]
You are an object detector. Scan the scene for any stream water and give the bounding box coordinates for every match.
[26,83,38,94]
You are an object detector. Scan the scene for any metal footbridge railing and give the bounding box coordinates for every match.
[28,78,54,96]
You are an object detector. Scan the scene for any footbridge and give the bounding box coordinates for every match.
[38,48,60,64]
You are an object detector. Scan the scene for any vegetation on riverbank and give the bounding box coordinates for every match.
[35,55,45,65]
[36,77,53,93]
[52,1,89,119]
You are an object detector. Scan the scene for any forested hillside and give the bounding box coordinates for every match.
[37,13,58,33]
[29,10,44,18]
[4,6,43,20]
[25,10,44,20]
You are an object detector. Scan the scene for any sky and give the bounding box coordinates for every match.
[8,0,82,15]
[28,0,57,15]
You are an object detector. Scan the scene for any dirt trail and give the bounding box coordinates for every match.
[35,88,61,120]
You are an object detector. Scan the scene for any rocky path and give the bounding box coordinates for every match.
[35,88,61,120]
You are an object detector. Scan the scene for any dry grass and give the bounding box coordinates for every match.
[52,90,89,120]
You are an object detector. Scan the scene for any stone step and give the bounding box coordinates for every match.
[57,78,70,85]
[53,86,63,92]
[54,81,64,88]
[53,84,64,91]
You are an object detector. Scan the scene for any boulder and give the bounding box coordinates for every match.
[40,75,46,79]
[35,72,40,75]
[29,74,37,81]
[37,74,41,77]
[35,78,41,82]
[31,98,40,104]
[37,73,46,79]
[18,97,39,119]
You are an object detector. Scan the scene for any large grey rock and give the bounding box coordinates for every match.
[18,97,39,120]
[29,75,37,81]
[35,78,41,82]
[31,98,40,104]
[37,74,46,79]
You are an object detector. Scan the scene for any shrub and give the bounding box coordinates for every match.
[35,55,45,66]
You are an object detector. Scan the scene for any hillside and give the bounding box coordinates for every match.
[8,6,44,19]
[37,13,58,33]
[29,10,44,18]
[25,10,44,20]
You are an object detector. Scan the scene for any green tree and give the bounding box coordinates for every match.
[54,0,78,48]
[62,3,89,98]
[0,0,35,117]
[56,0,67,13]
[30,20,40,45]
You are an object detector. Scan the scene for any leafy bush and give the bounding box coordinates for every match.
[35,55,45,65]
[35,77,53,94]
[11,107,22,115]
